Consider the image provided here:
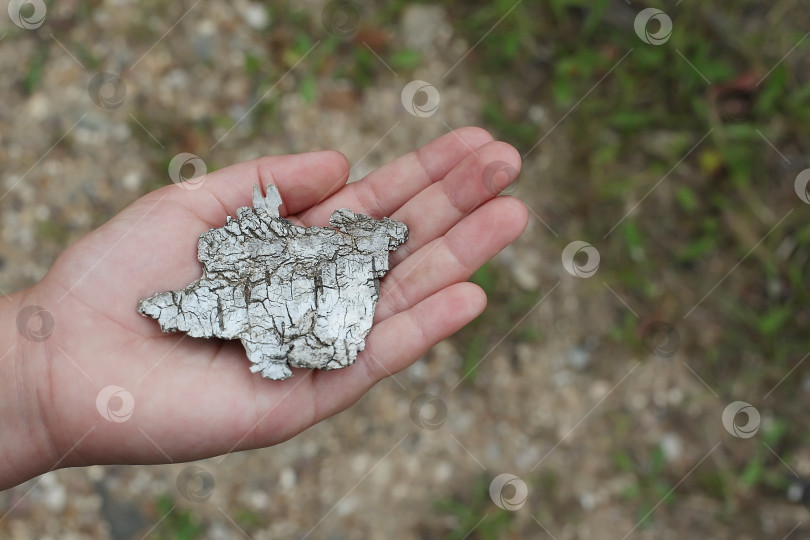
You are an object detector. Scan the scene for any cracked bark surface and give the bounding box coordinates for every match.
[138,184,408,380]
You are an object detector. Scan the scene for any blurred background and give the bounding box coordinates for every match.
[2,0,810,538]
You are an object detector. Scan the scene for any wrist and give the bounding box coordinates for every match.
[0,287,59,490]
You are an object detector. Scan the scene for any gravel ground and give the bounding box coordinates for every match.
[1,1,808,539]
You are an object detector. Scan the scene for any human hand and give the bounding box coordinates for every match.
[5,127,527,488]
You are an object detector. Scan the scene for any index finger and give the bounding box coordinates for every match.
[297,126,494,226]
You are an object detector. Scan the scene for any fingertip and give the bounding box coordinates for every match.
[451,281,488,321]
[314,149,351,203]
[498,195,530,237]
[486,140,523,173]
[320,149,351,182]
[470,283,489,318]
[416,126,496,182]
[451,126,495,147]
[439,141,522,207]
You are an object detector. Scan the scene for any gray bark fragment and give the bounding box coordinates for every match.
[138,184,408,380]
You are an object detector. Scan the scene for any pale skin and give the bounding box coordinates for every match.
[0,127,528,490]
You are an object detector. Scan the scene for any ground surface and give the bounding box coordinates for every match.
[1,1,810,538]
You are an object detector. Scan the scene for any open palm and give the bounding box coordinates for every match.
[24,127,527,470]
